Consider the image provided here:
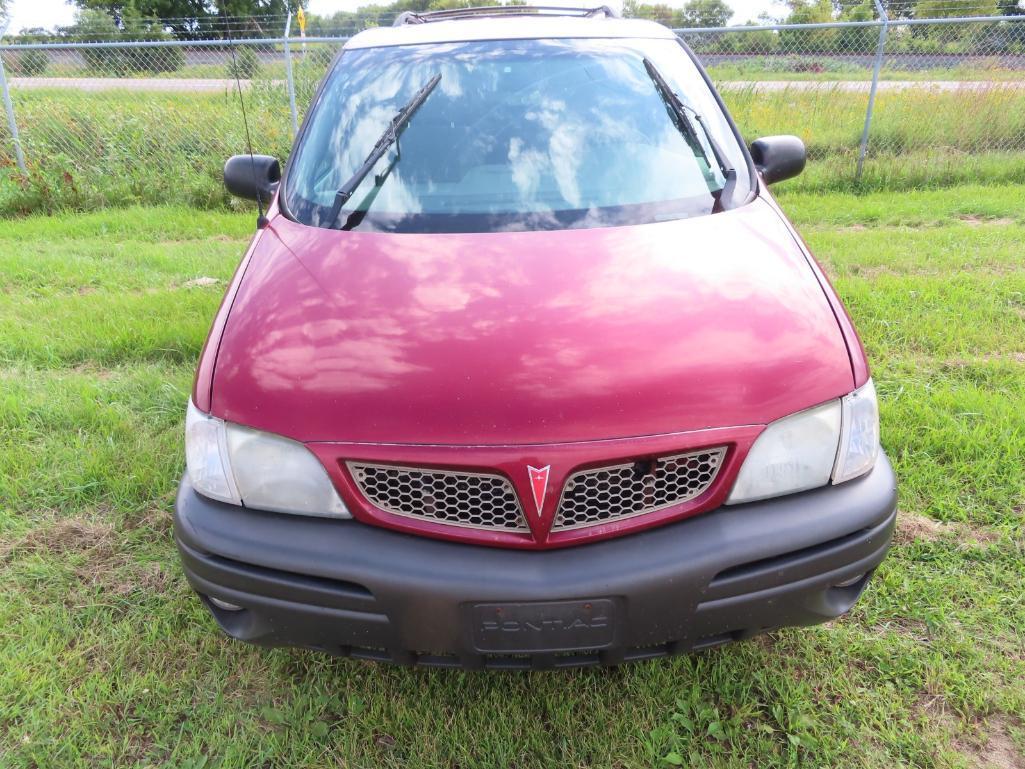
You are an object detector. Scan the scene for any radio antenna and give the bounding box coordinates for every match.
[222,6,268,229]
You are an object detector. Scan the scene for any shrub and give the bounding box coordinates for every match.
[74,10,126,74]
[14,50,50,76]
[835,1,878,54]
[131,43,185,74]
[227,46,261,80]
[68,9,183,75]
[122,12,184,74]
[714,28,780,54]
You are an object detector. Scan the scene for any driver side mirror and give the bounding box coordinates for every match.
[223,154,281,202]
[749,136,806,185]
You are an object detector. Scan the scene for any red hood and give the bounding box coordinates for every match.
[210,199,854,444]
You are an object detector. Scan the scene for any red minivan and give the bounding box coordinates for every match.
[175,6,897,668]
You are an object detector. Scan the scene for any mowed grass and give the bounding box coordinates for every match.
[707,61,1025,82]
[0,187,1024,767]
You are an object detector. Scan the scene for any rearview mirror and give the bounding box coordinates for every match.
[749,136,806,185]
[224,154,281,202]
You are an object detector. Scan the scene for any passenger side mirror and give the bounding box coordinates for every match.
[749,136,806,185]
[223,154,281,202]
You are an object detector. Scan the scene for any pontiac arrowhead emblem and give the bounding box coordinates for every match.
[527,465,551,518]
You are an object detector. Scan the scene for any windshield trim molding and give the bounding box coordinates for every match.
[278,37,760,232]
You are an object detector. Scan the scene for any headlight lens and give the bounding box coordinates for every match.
[185,400,350,518]
[727,379,880,505]
[832,379,880,483]
[185,400,240,505]
[726,400,841,505]
[224,423,350,517]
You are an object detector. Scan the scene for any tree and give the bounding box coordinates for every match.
[784,0,835,22]
[67,8,184,70]
[10,49,49,74]
[836,0,877,51]
[910,0,999,50]
[914,0,998,17]
[302,0,435,36]
[679,0,732,28]
[997,0,1025,53]
[781,0,838,50]
[829,0,867,13]
[622,1,678,25]
[70,0,292,39]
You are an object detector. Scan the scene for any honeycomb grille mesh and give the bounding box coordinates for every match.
[348,463,528,532]
[552,448,726,531]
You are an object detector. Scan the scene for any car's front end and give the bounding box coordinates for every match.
[175,10,896,668]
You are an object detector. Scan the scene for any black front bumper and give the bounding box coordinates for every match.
[174,454,897,669]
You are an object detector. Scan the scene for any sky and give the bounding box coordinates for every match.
[4,0,788,33]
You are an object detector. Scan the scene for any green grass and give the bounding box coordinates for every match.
[706,60,1025,82]
[0,86,296,215]
[0,188,1024,767]
[723,84,1025,191]
[3,79,1025,215]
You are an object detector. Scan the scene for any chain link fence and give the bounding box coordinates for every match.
[678,11,1025,189]
[1,12,1024,212]
[0,20,348,211]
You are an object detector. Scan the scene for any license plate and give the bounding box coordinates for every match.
[470,599,615,653]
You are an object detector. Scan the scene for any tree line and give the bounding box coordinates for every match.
[5,0,1024,50]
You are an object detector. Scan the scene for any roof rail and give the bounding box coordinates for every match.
[393,5,620,26]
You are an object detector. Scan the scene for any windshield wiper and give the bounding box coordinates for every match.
[328,73,441,228]
[642,59,737,210]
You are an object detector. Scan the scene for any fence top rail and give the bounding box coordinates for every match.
[1,13,1023,50]
[674,13,1025,35]
[676,20,883,33]
[0,35,352,51]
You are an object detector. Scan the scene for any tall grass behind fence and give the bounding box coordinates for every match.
[1,14,1024,214]
[680,14,1025,191]
[0,37,344,212]
[868,18,1025,189]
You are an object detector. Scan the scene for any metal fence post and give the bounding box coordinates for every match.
[284,13,299,138]
[0,20,27,174]
[856,0,889,182]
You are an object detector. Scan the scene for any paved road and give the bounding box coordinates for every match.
[718,79,1025,92]
[9,77,259,92]
[9,77,1025,93]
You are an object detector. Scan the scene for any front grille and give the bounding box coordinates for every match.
[348,463,528,532]
[551,448,726,532]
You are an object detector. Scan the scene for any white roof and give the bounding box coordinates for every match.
[345,15,677,49]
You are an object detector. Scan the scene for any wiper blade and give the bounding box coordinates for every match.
[338,152,399,231]
[642,58,737,210]
[328,73,441,228]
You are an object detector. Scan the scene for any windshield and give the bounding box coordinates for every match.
[284,37,751,233]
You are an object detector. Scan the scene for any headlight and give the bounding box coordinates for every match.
[185,400,350,518]
[726,400,841,505]
[185,399,240,505]
[727,379,880,505]
[832,379,880,483]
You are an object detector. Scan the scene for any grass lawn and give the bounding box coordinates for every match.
[707,63,1025,82]
[0,186,1024,767]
